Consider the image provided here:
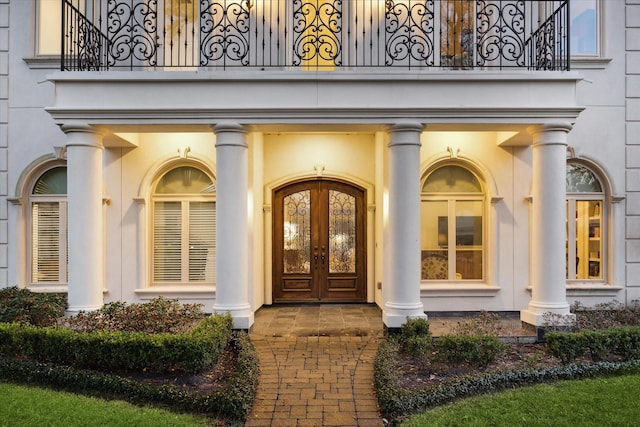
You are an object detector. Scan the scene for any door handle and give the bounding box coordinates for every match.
[314,247,319,268]
[321,246,325,265]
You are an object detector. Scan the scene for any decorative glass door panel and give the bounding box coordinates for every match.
[283,190,311,274]
[328,190,356,273]
[274,180,366,302]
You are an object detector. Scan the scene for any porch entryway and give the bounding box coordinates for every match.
[273,179,367,303]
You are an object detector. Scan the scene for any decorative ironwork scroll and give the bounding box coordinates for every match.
[476,0,526,67]
[283,191,311,274]
[293,0,343,67]
[62,0,570,70]
[62,1,108,71]
[328,190,356,273]
[106,0,159,67]
[385,0,435,66]
[200,0,251,66]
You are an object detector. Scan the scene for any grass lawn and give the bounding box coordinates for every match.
[400,374,640,427]
[0,382,214,427]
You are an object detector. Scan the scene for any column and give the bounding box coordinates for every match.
[62,123,105,314]
[212,123,254,329]
[521,123,575,328]
[383,122,427,329]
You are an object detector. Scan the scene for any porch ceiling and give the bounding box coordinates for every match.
[46,71,583,143]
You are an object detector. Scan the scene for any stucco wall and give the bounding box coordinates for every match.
[626,0,640,302]
[0,0,9,286]
[103,133,218,306]
[418,132,532,312]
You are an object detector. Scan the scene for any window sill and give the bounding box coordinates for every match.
[135,285,216,299]
[27,284,68,293]
[23,56,60,70]
[421,283,501,297]
[570,57,612,70]
[566,283,623,297]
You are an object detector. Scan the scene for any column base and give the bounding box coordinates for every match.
[383,302,427,329]
[520,305,575,327]
[213,304,255,330]
[65,304,103,316]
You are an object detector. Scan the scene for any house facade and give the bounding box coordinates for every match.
[1,0,637,330]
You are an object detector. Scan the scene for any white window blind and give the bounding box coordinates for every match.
[188,201,216,282]
[152,165,216,285]
[153,201,183,282]
[31,201,67,283]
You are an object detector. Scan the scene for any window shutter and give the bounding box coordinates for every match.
[188,201,216,282]
[153,201,183,282]
[31,202,60,282]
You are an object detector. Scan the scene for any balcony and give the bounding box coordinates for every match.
[62,0,570,72]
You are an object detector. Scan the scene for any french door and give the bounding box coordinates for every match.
[273,179,366,303]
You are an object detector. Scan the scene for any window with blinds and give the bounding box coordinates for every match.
[152,166,216,284]
[30,167,68,284]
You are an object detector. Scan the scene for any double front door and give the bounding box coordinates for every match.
[273,179,366,302]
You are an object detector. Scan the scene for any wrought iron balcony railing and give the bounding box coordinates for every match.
[62,0,569,72]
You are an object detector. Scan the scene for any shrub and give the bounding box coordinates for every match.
[546,326,640,364]
[571,300,640,331]
[0,331,259,422]
[374,337,640,422]
[452,311,504,336]
[399,317,432,359]
[63,297,204,334]
[434,334,505,368]
[0,313,233,374]
[0,287,66,327]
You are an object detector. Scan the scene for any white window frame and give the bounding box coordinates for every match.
[27,165,68,287]
[150,165,216,286]
[566,162,607,284]
[420,164,486,283]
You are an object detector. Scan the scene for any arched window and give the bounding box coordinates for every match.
[420,165,484,281]
[29,166,67,284]
[152,165,216,284]
[566,162,605,281]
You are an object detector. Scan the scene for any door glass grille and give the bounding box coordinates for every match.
[283,190,311,273]
[328,190,356,273]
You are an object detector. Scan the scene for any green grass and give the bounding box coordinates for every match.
[399,374,640,427]
[0,382,215,427]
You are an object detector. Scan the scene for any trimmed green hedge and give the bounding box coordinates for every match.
[0,314,233,374]
[374,337,640,422]
[546,326,640,364]
[434,334,505,368]
[0,331,259,422]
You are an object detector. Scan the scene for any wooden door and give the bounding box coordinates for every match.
[273,179,366,302]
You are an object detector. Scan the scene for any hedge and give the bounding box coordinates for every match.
[0,331,259,422]
[546,326,640,364]
[0,314,233,374]
[374,337,640,422]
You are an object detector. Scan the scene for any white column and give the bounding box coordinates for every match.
[62,123,105,314]
[383,122,427,328]
[212,123,254,329]
[521,123,575,327]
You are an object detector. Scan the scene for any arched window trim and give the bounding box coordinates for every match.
[566,159,609,285]
[420,162,488,284]
[25,160,68,288]
[150,162,217,286]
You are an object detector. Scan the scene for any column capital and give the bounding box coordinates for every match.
[212,122,248,148]
[60,122,105,149]
[60,122,105,135]
[388,121,424,148]
[388,121,424,133]
[527,122,573,146]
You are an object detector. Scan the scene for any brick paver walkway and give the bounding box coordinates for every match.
[245,305,535,426]
[246,305,386,427]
